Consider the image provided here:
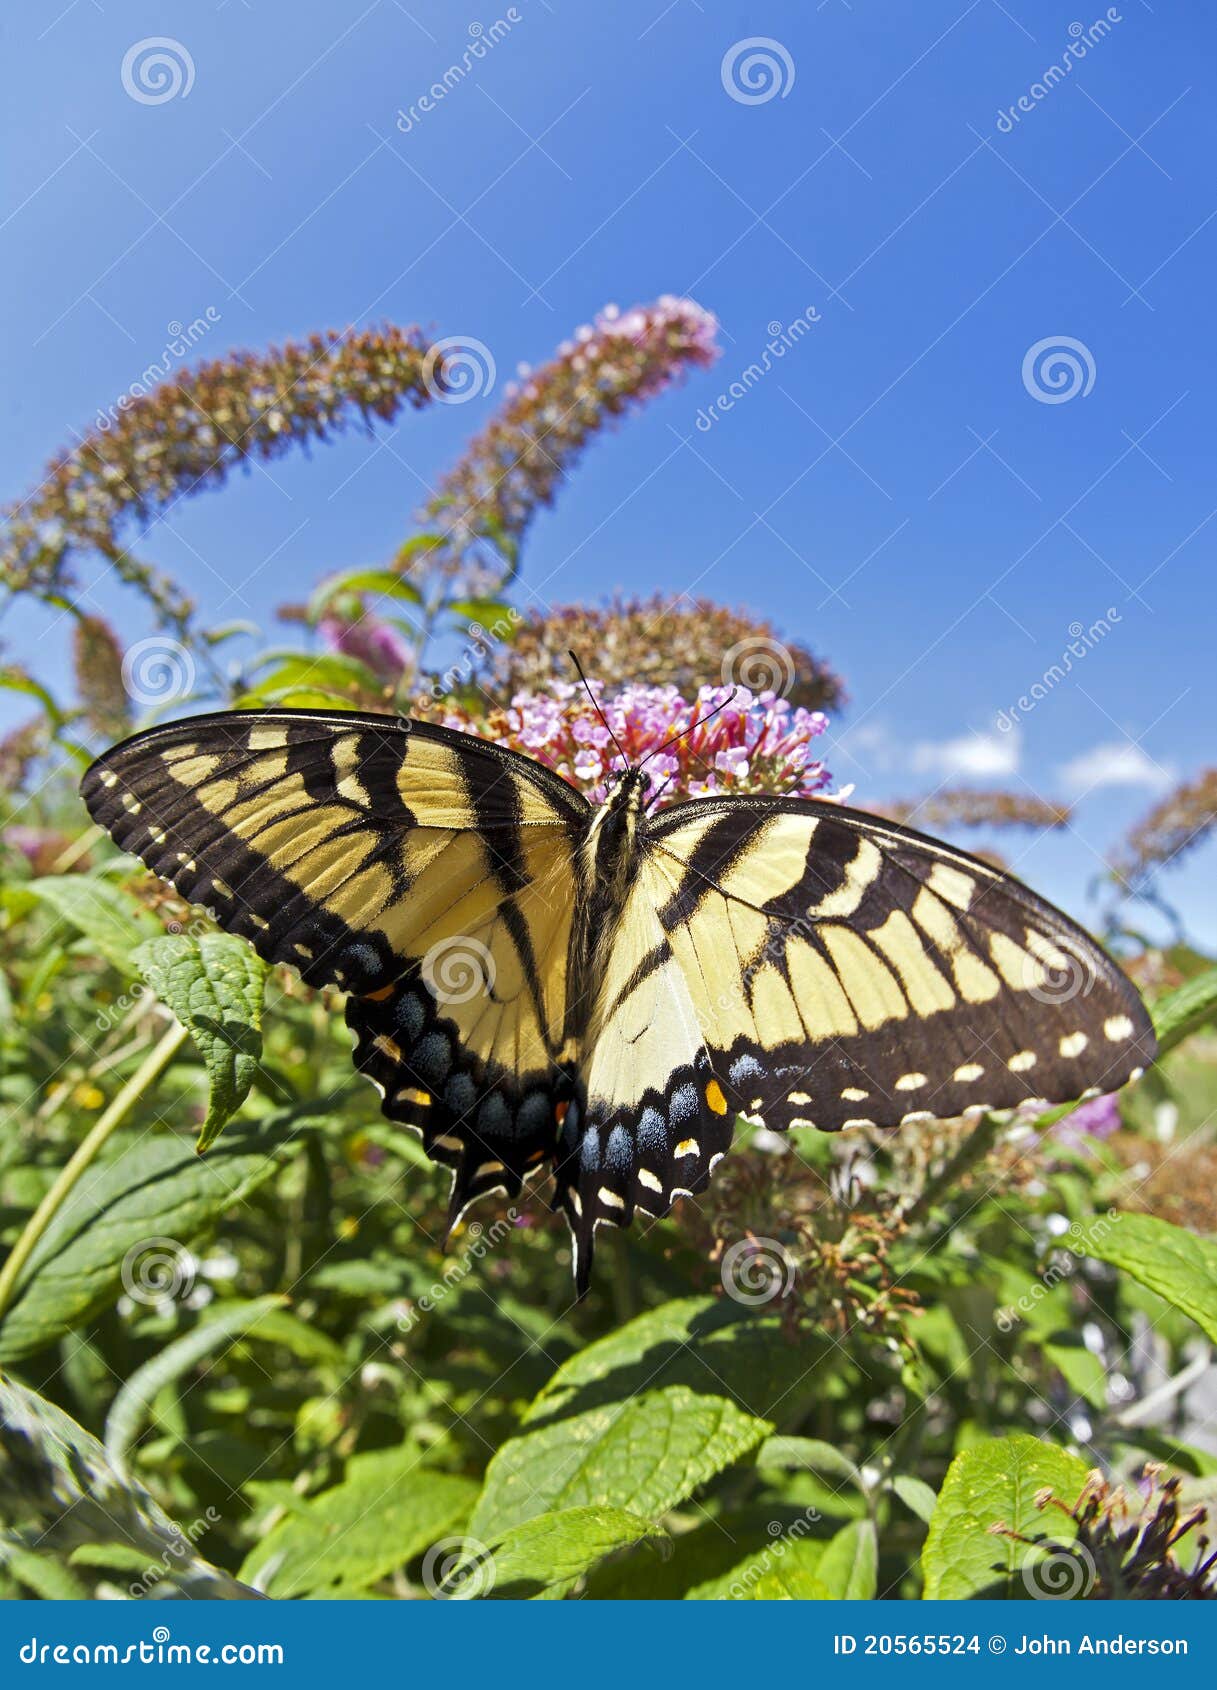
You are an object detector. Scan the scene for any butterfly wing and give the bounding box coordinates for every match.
[646,795,1156,1133]
[551,863,733,1292]
[81,708,589,1218]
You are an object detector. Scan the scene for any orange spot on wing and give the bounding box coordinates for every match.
[555,1102,569,1127]
[362,984,395,1002]
[705,1079,729,1115]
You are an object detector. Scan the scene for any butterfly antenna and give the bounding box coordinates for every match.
[640,687,739,767]
[568,651,630,771]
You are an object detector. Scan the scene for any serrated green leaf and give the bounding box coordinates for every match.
[239,1446,476,1597]
[471,1384,771,1542]
[0,1108,310,1362]
[104,1296,285,1475]
[755,1435,864,1490]
[817,1518,878,1598]
[25,874,161,973]
[1152,965,1217,1059]
[132,932,268,1151]
[688,1535,830,1600]
[922,1434,1089,1599]
[1073,1211,1217,1343]
[475,1506,666,1599]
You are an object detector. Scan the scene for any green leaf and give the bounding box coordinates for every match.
[0,1371,257,1598]
[471,1385,772,1542]
[239,1446,476,1597]
[104,1296,285,1475]
[525,1295,822,1430]
[0,1541,90,1599]
[132,932,268,1151]
[1073,1211,1217,1344]
[1042,1333,1109,1406]
[755,1435,864,1491]
[817,1519,878,1598]
[0,1107,309,1362]
[892,1475,938,1525]
[394,533,445,571]
[25,874,161,974]
[447,597,516,635]
[922,1434,1089,1599]
[307,567,423,624]
[475,1507,667,1599]
[688,1536,830,1600]
[1152,965,1217,1059]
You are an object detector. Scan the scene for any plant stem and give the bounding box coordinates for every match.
[0,1019,188,1320]
[901,1111,1003,1229]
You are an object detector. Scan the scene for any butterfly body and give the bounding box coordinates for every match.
[81,706,1156,1294]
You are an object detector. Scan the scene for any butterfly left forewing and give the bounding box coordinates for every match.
[82,708,587,1216]
[648,796,1155,1134]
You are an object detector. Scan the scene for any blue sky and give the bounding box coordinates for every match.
[2,0,1214,940]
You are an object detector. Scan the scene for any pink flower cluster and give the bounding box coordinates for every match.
[437,681,835,806]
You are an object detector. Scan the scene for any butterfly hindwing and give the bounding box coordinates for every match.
[81,708,588,1213]
[648,796,1156,1134]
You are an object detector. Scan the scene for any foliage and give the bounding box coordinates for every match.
[1,294,1215,1604]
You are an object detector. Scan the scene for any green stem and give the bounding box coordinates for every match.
[0,1020,189,1320]
[901,1111,1003,1230]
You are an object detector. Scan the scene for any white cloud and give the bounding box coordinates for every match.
[1058,741,1175,794]
[910,726,1021,780]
